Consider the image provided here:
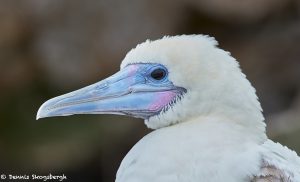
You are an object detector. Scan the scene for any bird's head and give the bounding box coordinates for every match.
[37,35,265,131]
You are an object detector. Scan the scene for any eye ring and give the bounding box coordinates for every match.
[150,67,167,81]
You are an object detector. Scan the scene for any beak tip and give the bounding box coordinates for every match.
[36,106,45,120]
[36,100,50,120]
[36,111,43,120]
[36,98,74,120]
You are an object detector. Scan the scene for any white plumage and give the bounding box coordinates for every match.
[116,35,300,182]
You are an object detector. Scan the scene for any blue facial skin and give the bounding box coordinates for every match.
[36,63,186,120]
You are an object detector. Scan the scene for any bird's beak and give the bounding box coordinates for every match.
[37,65,184,120]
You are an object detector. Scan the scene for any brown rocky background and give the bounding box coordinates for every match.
[0,0,299,181]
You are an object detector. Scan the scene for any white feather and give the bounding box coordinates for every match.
[115,35,300,182]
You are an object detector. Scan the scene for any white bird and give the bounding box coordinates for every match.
[37,35,300,182]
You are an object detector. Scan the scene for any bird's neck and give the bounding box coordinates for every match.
[183,113,267,145]
[208,88,267,144]
[196,67,268,144]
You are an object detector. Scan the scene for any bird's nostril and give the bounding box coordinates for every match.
[128,88,133,94]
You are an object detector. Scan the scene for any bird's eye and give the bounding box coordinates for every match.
[150,68,167,80]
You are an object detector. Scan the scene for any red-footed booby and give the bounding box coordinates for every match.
[37,35,300,182]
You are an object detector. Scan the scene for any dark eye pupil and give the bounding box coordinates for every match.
[151,68,166,80]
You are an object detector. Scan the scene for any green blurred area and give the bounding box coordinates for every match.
[0,0,300,181]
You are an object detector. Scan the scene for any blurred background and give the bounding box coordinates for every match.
[0,0,300,181]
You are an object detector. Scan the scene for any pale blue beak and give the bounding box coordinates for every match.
[37,64,186,120]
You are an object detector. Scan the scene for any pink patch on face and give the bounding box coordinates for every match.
[126,65,140,85]
[128,65,139,77]
[148,92,177,111]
